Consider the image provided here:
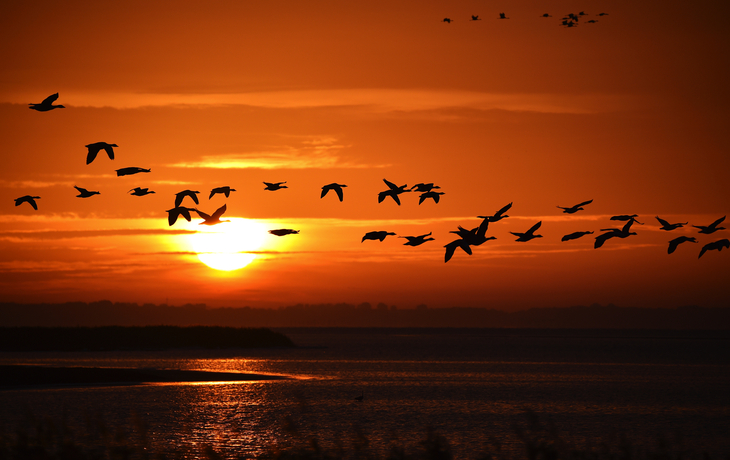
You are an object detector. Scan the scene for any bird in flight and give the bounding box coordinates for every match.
[166,206,194,226]
[194,204,230,226]
[510,222,543,242]
[471,15,481,21]
[698,239,730,259]
[14,195,40,210]
[269,229,300,236]
[561,231,594,242]
[378,179,410,206]
[410,183,440,193]
[444,224,496,262]
[209,186,236,199]
[264,181,288,191]
[399,232,435,246]
[74,186,100,198]
[541,13,552,17]
[499,12,509,19]
[667,236,697,254]
[116,167,150,176]
[362,231,396,242]
[85,142,117,165]
[29,93,65,112]
[175,190,200,207]
[655,216,687,231]
[443,17,452,23]
[129,187,155,196]
[693,216,726,234]
[478,202,512,223]
[419,191,444,205]
[594,220,637,249]
[321,183,347,202]
[557,199,593,214]
[610,214,643,224]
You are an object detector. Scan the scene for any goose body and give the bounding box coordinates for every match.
[510,221,543,242]
[129,187,155,196]
[321,183,347,201]
[693,216,726,234]
[699,239,730,258]
[175,190,200,207]
[378,179,409,206]
[269,229,300,236]
[85,142,117,164]
[667,236,697,254]
[400,232,434,246]
[419,191,444,204]
[264,181,288,191]
[116,167,150,176]
[561,231,593,242]
[362,231,396,242]
[74,186,100,198]
[29,93,65,111]
[557,199,592,214]
[655,216,687,231]
[195,204,230,226]
[209,186,236,199]
[14,195,40,210]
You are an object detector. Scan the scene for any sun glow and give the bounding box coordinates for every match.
[187,218,268,271]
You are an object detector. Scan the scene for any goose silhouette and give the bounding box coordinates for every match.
[129,187,155,196]
[410,183,440,193]
[667,236,697,254]
[610,215,644,225]
[378,179,410,205]
[264,181,288,191]
[116,167,150,177]
[175,190,200,207]
[656,216,687,231]
[362,231,396,242]
[74,186,100,198]
[561,231,594,242]
[194,204,230,226]
[541,13,552,17]
[478,202,512,223]
[444,238,473,263]
[166,207,194,226]
[693,216,726,234]
[594,220,637,249]
[85,142,117,165]
[471,15,481,21]
[321,183,347,202]
[14,195,40,210]
[510,221,543,242]
[419,191,444,204]
[557,199,592,214]
[698,239,730,258]
[399,232,435,246]
[209,186,236,199]
[443,17,453,23]
[444,225,496,262]
[269,229,300,236]
[29,93,65,111]
[499,12,509,19]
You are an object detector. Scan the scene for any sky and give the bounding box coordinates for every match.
[0,0,728,311]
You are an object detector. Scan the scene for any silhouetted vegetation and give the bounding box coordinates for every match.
[1,301,730,329]
[0,411,725,460]
[0,326,294,351]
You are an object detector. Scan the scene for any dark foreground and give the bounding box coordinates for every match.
[0,365,289,388]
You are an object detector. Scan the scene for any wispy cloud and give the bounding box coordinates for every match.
[4,89,636,114]
[168,135,389,170]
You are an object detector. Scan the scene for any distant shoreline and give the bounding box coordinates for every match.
[0,365,291,389]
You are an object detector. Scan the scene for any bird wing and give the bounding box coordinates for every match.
[194,209,212,220]
[418,194,426,205]
[86,146,99,165]
[74,186,85,193]
[103,145,115,160]
[211,204,227,220]
[477,218,489,238]
[722,239,730,250]
[710,216,726,227]
[42,93,59,105]
[383,178,398,190]
[495,202,512,217]
[667,239,680,254]
[576,199,593,207]
[320,187,329,199]
[527,221,542,234]
[174,194,184,207]
[377,191,388,203]
[167,211,178,226]
[209,190,216,199]
[335,186,344,202]
[433,193,441,204]
[698,245,708,259]
[391,194,401,206]
[190,192,199,205]
[28,197,38,210]
[656,216,671,228]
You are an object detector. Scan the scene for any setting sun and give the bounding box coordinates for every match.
[187,218,268,271]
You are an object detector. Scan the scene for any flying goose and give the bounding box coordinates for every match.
[269,229,300,236]
[510,221,543,242]
[410,183,440,193]
[478,202,512,223]
[557,199,593,214]
[667,236,697,254]
[175,190,200,207]
[561,231,594,242]
[321,183,347,202]
[29,93,65,111]
[14,195,40,210]
[116,167,150,176]
[698,239,730,258]
[74,186,100,198]
[85,142,117,165]
[129,187,155,196]
[693,216,726,234]
[656,216,687,231]
[194,204,230,226]
[362,231,396,242]
[264,181,288,191]
[209,186,236,199]
[377,179,410,205]
[166,207,194,226]
[399,232,435,246]
[419,191,444,204]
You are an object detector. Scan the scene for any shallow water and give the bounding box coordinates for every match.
[1,328,728,458]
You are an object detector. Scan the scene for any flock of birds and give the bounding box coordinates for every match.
[14,93,730,263]
[442,10,609,28]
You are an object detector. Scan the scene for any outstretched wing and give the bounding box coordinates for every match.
[190,192,199,205]
[527,221,542,234]
[211,204,227,220]
[383,178,398,190]
[335,186,344,202]
[28,197,38,210]
[576,199,593,207]
[667,238,680,254]
[656,216,671,228]
[194,208,212,220]
[711,216,726,227]
[86,145,100,165]
[495,202,512,217]
[41,93,59,105]
[103,145,115,160]
[391,194,401,206]
[74,186,86,194]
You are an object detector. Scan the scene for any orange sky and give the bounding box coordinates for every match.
[1,1,728,311]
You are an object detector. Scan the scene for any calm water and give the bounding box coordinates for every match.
[1,328,729,458]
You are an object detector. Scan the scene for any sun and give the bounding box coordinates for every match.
[187,218,268,271]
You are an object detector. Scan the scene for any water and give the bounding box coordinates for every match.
[1,328,729,458]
